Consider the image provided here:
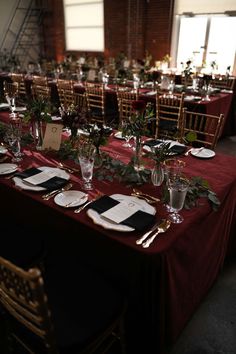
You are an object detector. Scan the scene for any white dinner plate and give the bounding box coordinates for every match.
[0,163,18,175]
[0,146,8,154]
[114,131,125,140]
[190,148,215,159]
[13,166,70,191]
[87,193,156,232]
[54,190,88,208]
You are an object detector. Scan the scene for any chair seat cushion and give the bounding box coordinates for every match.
[44,260,124,351]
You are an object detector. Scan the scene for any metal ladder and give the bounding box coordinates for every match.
[0,0,46,71]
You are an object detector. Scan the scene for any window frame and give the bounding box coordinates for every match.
[63,0,104,52]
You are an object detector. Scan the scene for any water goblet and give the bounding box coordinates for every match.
[168,177,189,223]
[78,144,96,190]
[5,123,23,163]
[163,158,186,211]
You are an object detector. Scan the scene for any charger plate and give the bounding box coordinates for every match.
[191,148,215,159]
[13,166,70,191]
[87,194,156,232]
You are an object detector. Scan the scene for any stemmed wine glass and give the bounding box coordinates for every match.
[163,158,186,211]
[5,118,23,163]
[121,120,132,148]
[78,144,96,190]
[168,177,189,223]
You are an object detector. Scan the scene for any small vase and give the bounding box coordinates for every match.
[151,164,164,186]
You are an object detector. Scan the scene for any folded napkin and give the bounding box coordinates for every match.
[143,139,163,147]
[14,167,68,191]
[90,195,156,231]
[170,145,187,154]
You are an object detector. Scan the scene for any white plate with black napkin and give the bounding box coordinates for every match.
[87,194,156,232]
[143,139,186,155]
[13,166,70,191]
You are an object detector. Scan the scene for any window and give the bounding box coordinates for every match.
[63,0,104,52]
[174,14,236,74]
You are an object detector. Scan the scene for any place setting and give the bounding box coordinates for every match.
[86,193,157,232]
[11,166,70,192]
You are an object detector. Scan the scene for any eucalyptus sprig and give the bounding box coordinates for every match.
[161,175,220,211]
[93,152,151,185]
[145,141,173,165]
[184,176,220,211]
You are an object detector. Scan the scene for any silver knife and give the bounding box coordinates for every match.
[136,221,160,245]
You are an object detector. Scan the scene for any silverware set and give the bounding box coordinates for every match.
[74,193,103,213]
[132,188,160,204]
[42,183,73,200]
[136,219,171,248]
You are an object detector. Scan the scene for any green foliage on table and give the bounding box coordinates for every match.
[20,132,34,146]
[23,97,52,123]
[57,140,79,160]
[93,152,151,185]
[162,175,220,211]
[144,141,174,165]
[185,176,220,211]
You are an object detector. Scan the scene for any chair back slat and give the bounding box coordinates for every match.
[183,110,224,149]
[155,92,185,141]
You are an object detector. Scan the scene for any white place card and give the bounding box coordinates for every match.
[23,170,58,185]
[101,201,140,224]
[42,123,63,151]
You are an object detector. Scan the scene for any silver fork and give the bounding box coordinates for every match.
[142,220,171,248]
[74,193,103,213]
[136,221,161,245]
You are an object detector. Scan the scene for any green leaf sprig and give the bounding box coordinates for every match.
[161,175,220,211]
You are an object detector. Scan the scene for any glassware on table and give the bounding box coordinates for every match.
[121,120,132,148]
[78,144,96,190]
[5,116,23,163]
[163,158,186,211]
[151,163,164,186]
[6,95,16,113]
[168,177,189,223]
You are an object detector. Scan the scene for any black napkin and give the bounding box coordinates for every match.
[90,195,156,231]
[14,167,68,191]
[170,145,187,154]
[143,139,163,147]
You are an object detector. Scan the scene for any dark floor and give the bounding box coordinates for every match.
[168,135,236,354]
[169,257,236,354]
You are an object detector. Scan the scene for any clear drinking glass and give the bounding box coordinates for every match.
[5,121,23,163]
[163,159,186,211]
[168,178,189,223]
[78,144,96,190]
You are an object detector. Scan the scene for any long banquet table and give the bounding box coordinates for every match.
[1,114,236,353]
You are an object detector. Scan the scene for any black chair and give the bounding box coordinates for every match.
[0,255,127,354]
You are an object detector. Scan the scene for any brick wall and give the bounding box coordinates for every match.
[43,0,174,64]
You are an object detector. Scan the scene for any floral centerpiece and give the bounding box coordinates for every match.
[59,103,87,142]
[122,100,153,170]
[23,97,52,150]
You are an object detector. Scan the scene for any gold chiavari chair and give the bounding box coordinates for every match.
[116,89,139,129]
[10,73,27,103]
[3,81,19,99]
[56,79,76,107]
[31,75,51,100]
[211,76,235,91]
[155,92,185,141]
[85,82,106,124]
[0,256,127,354]
[183,110,224,150]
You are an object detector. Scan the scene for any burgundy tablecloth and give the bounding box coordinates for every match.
[1,114,236,353]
